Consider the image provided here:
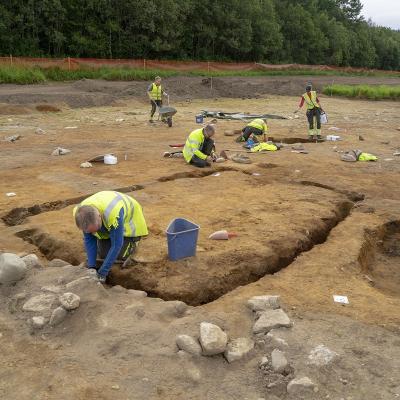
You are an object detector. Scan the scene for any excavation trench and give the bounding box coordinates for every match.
[108,199,355,305]
[358,220,400,297]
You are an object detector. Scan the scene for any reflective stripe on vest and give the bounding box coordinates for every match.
[183,128,205,163]
[247,119,267,132]
[150,83,162,100]
[303,91,320,110]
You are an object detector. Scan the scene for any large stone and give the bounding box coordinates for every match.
[48,259,70,268]
[164,301,188,317]
[287,377,316,395]
[176,335,202,356]
[199,322,228,356]
[49,307,68,326]
[224,337,255,363]
[266,331,289,349]
[21,254,43,269]
[0,253,27,284]
[59,292,80,310]
[308,344,338,366]
[247,295,281,311]
[253,309,292,334]
[271,349,288,373]
[22,294,57,312]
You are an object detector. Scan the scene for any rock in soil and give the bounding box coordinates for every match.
[271,349,288,373]
[22,294,57,313]
[31,316,46,329]
[224,337,255,363]
[253,309,292,334]
[247,295,281,311]
[0,253,27,284]
[59,293,80,310]
[307,344,338,366]
[176,335,202,356]
[199,322,228,356]
[49,307,68,326]
[287,377,316,396]
[21,254,43,269]
[266,331,289,349]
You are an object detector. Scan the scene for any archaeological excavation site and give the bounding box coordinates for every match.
[1,76,400,400]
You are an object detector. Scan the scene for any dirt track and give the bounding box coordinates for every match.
[0,78,400,399]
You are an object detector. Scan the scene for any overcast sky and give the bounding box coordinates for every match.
[361,0,400,29]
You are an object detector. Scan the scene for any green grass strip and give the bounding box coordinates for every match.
[323,84,400,100]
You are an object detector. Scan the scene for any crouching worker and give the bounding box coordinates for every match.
[183,124,216,168]
[236,119,268,144]
[73,191,148,283]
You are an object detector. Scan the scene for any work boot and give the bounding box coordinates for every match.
[309,135,316,141]
[316,135,323,141]
[163,151,171,158]
[149,119,154,123]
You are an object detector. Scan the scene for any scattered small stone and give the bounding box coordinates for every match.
[6,192,16,197]
[22,294,56,313]
[253,309,292,334]
[111,385,120,390]
[186,367,201,382]
[224,337,254,363]
[247,295,280,311]
[35,128,45,135]
[51,147,71,156]
[31,316,46,329]
[59,293,80,310]
[287,377,316,395]
[176,335,202,356]
[4,134,22,142]
[49,307,68,326]
[48,259,70,268]
[0,253,27,284]
[259,356,269,368]
[21,254,43,269]
[271,349,288,373]
[199,322,228,356]
[127,289,147,298]
[80,161,92,168]
[308,344,338,366]
[266,331,289,349]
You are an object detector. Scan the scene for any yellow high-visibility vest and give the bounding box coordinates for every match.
[302,91,320,110]
[247,118,268,132]
[73,191,148,239]
[183,128,207,163]
[149,83,162,100]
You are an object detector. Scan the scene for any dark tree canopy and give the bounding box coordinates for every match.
[0,0,399,70]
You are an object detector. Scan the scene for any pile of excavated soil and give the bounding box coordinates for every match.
[0,75,399,109]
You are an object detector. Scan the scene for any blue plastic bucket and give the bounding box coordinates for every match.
[195,114,204,124]
[166,218,200,261]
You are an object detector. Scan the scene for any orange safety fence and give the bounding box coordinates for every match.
[0,56,398,74]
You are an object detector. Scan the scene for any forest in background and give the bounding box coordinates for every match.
[0,0,399,70]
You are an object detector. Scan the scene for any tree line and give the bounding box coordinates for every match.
[0,0,399,70]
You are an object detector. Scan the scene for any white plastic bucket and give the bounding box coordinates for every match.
[326,135,341,141]
[104,154,118,165]
[320,112,328,124]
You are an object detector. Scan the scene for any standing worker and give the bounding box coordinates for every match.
[295,83,323,141]
[147,76,169,122]
[236,118,268,144]
[183,124,217,168]
[73,191,148,283]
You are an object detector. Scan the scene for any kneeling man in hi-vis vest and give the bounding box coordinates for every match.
[295,83,324,141]
[236,118,268,143]
[183,124,216,168]
[73,191,148,283]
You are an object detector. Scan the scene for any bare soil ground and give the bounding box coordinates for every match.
[0,77,400,399]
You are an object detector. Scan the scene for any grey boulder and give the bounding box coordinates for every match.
[59,292,80,310]
[253,309,292,334]
[224,337,255,363]
[199,322,228,356]
[50,307,68,326]
[0,253,27,284]
[21,254,43,269]
[247,295,280,311]
[176,335,202,356]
